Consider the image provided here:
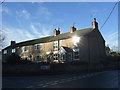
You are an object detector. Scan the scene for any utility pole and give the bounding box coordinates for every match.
[88,35,91,71]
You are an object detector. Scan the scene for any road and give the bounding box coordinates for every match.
[2,70,120,88]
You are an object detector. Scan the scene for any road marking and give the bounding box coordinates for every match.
[37,84,44,86]
[42,85,49,88]
[26,86,34,88]
[51,83,58,85]
[59,81,65,83]
[36,72,104,88]
[54,80,59,82]
[46,82,53,84]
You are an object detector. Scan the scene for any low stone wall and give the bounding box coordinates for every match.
[2,63,119,76]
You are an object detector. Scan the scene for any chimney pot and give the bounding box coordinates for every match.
[11,41,16,46]
[92,18,98,29]
[54,28,60,36]
[70,26,76,33]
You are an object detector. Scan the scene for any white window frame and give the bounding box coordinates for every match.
[34,44,41,50]
[3,50,7,54]
[22,46,29,52]
[34,56,42,62]
[12,48,16,53]
[73,49,80,61]
[60,54,66,61]
[53,42,58,50]
[59,40,62,47]
[53,54,58,60]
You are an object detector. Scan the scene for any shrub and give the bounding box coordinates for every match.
[6,53,33,64]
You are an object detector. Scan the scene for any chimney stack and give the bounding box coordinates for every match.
[54,28,60,36]
[70,26,76,33]
[11,41,16,46]
[92,18,98,29]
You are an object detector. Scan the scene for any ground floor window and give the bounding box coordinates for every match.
[53,54,58,60]
[60,54,66,61]
[34,56,42,62]
[73,49,80,60]
[68,53,72,61]
[28,54,32,60]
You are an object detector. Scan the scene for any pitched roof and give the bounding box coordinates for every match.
[49,28,93,41]
[62,46,73,52]
[3,28,94,50]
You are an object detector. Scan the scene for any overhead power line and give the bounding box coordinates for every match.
[100,2,118,30]
[0,0,5,5]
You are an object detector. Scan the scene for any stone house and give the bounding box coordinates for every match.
[2,18,106,63]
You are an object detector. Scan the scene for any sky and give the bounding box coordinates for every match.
[1,2,118,51]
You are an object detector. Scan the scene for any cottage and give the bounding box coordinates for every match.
[2,18,106,63]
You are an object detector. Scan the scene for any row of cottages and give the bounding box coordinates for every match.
[2,18,106,63]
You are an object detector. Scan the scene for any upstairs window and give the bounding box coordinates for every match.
[12,48,16,53]
[3,50,7,54]
[59,40,62,47]
[34,44,41,50]
[53,42,58,50]
[22,46,29,52]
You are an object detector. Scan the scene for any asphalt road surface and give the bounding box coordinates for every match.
[2,70,120,88]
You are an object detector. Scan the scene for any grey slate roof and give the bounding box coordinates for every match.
[3,28,94,50]
[62,46,73,52]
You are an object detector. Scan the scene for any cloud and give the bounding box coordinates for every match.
[2,22,52,49]
[90,9,99,18]
[35,5,51,20]
[3,26,36,47]
[17,9,31,19]
[30,23,52,37]
[30,23,44,37]
[38,7,51,16]
[2,7,12,16]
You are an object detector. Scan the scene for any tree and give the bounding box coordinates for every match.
[105,46,110,54]
[0,30,5,50]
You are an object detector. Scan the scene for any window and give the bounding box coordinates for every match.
[3,50,7,54]
[34,44,41,50]
[68,53,72,61]
[59,40,62,47]
[28,54,32,60]
[60,54,66,61]
[34,56,42,62]
[53,54,58,60]
[12,48,16,53]
[22,46,29,52]
[53,42,58,49]
[73,49,80,60]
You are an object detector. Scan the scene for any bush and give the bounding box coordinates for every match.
[6,53,33,64]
